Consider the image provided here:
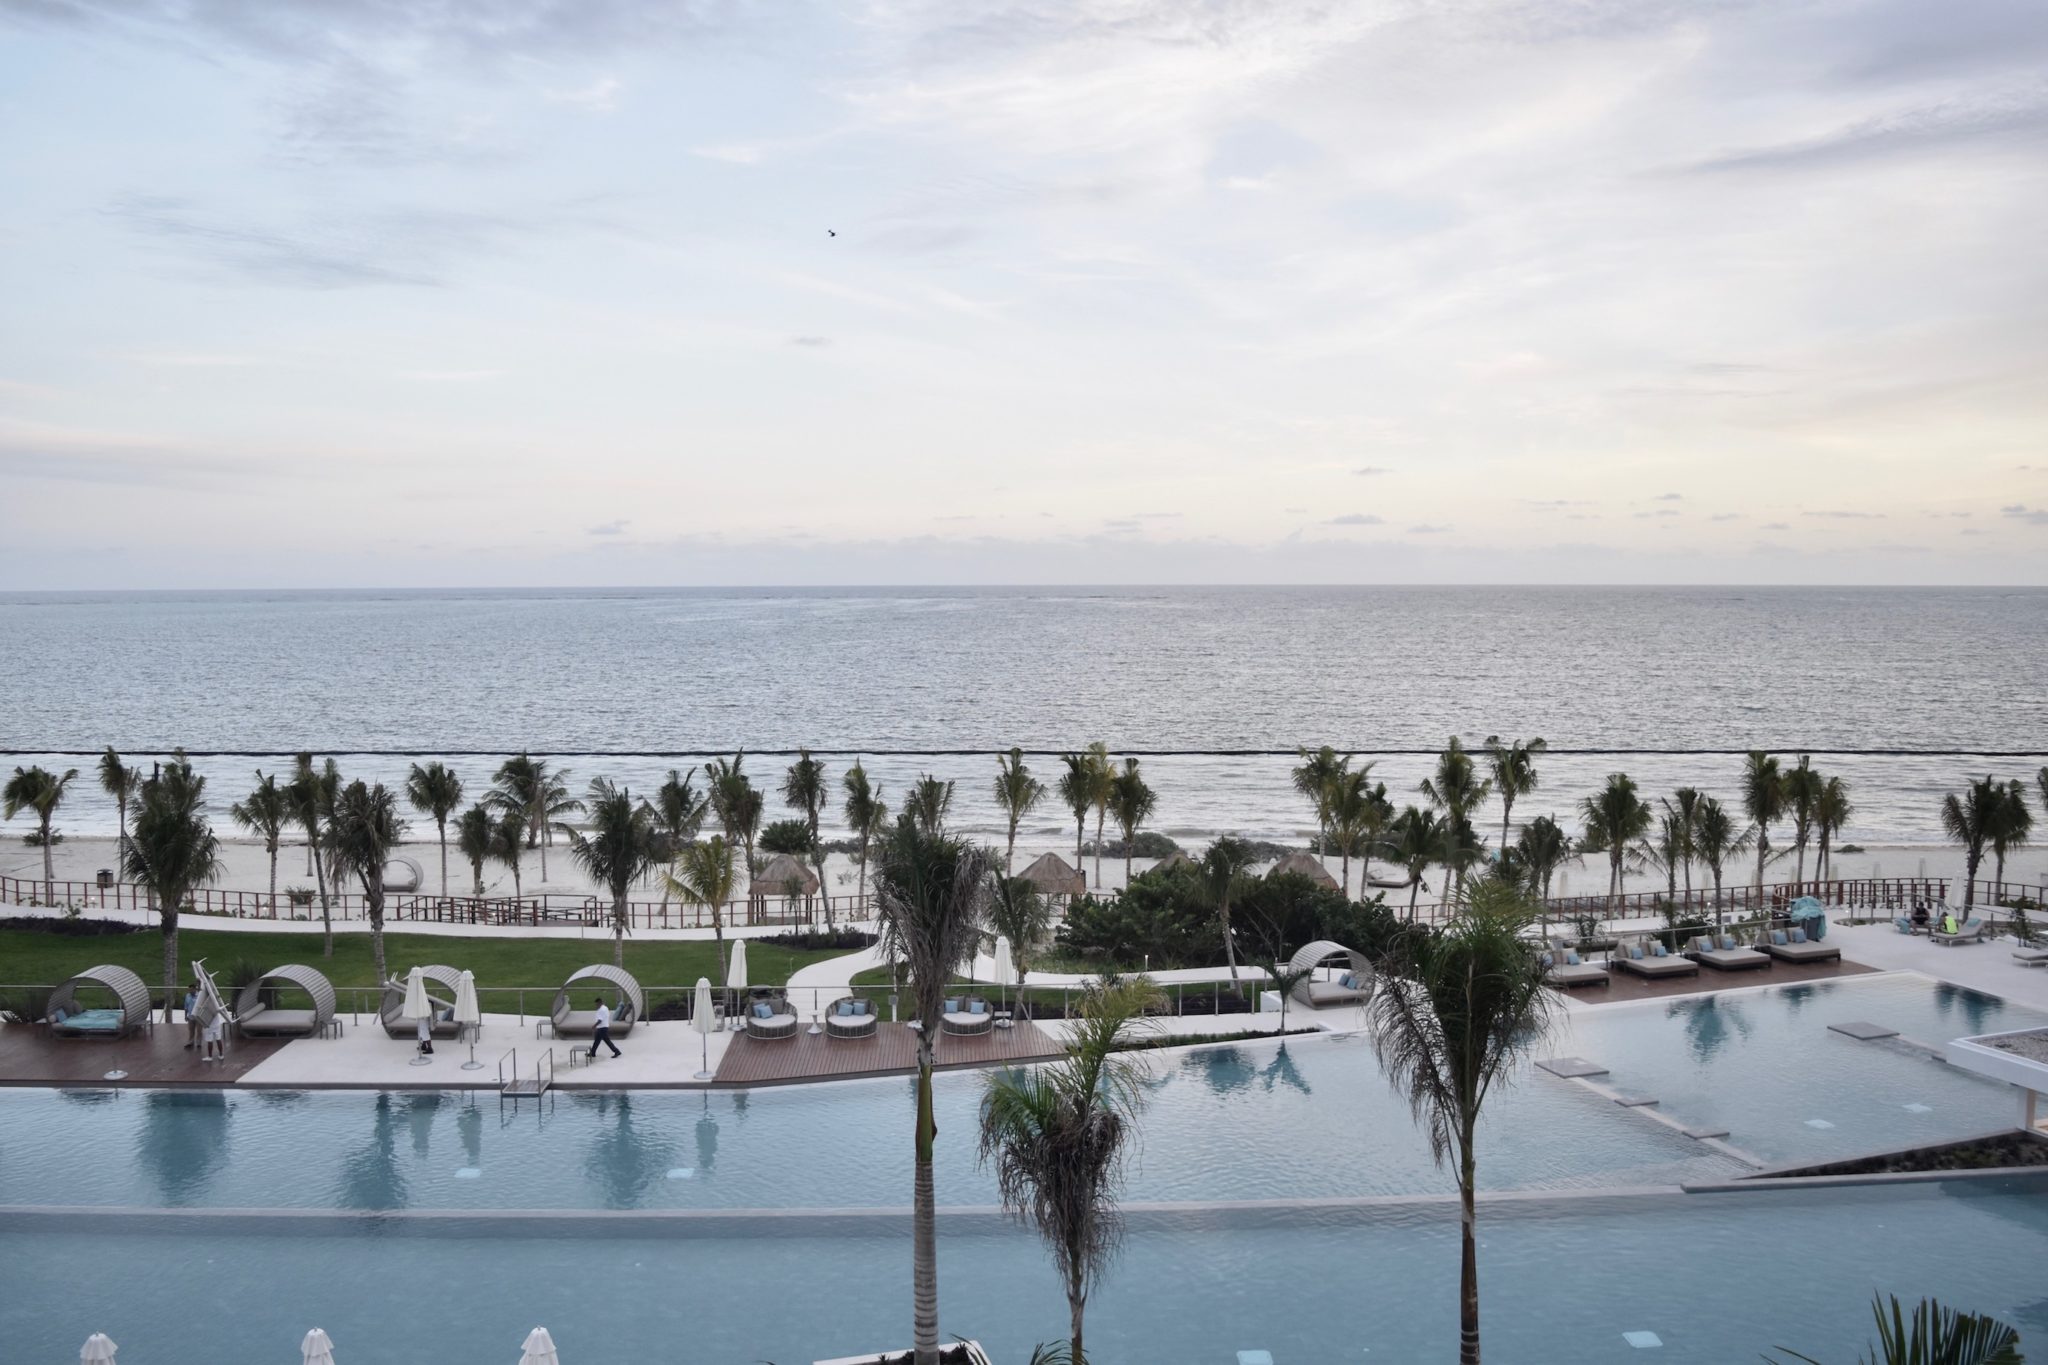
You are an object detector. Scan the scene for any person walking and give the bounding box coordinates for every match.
[589,995,621,1060]
[201,1010,225,1063]
[184,987,201,1050]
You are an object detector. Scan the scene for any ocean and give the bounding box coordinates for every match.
[1,586,2043,852]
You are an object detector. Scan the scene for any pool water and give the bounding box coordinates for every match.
[5,1180,2047,1363]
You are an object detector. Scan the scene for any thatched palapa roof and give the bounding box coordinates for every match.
[1152,850,1197,873]
[1016,851,1086,897]
[751,852,820,897]
[1268,851,1339,890]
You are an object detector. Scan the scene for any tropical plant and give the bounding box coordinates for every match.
[648,766,709,864]
[455,803,493,896]
[1743,751,1787,893]
[1106,758,1157,888]
[1421,738,1493,895]
[872,816,997,1365]
[1327,766,1390,897]
[978,976,1162,1365]
[781,750,830,919]
[906,774,957,836]
[1513,815,1574,902]
[286,753,341,956]
[1483,735,1546,852]
[1636,807,1687,897]
[489,811,529,900]
[1782,755,1825,886]
[4,764,78,901]
[663,834,739,981]
[567,778,659,967]
[1668,786,1705,897]
[987,874,1054,989]
[1366,879,1556,1365]
[995,748,1047,875]
[1766,1292,2021,1365]
[404,761,464,896]
[1057,752,1095,875]
[98,747,140,863]
[325,780,408,983]
[1292,745,1350,864]
[1579,772,1653,909]
[1940,777,2001,912]
[1691,796,1751,928]
[488,753,582,880]
[842,760,888,915]
[1080,742,1114,889]
[229,770,291,913]
[707,753,763,876]
[1197,833,1256,982]
[1986,778,2033,897]
[1253,951,1319,1036]
[1814,775,1854,883]
[121,755,223,1019]
[1383,805,1448,920]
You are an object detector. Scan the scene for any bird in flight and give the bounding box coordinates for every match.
[827,229,836,237]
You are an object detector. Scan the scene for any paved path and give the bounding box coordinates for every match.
[1827,922,2048,1012]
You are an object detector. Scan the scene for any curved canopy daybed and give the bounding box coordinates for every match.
[550,964,643,1038]
[47,964,153,1038]
[379,855,424,894]
[1287,940,1372,1008]
[381,964,465,1038]
[742,989,798,1041]
[234,964,337,1038]
[824,995,878,1039]
[941,994,993,1037]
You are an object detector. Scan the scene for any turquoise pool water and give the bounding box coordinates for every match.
[5,1180,2047,1362]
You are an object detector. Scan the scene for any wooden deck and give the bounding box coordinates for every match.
[0,1023,288,1087]
[1556,953,1876,1005]
[714,1021,1061,1087]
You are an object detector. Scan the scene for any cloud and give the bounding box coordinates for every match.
[543,76,622,113]
[1521,498,1590,510]
[1761,522,1791,531]
[2002,504,2048,525]
[1325,513,1384,526]
[1803,510,1887,520]
[1353,466,1391,477]
[1709,512,1743,522]
[1408,523,1449,535]
[1690,88,2048,173]
[790,335,832,348]
[586,519,629,536]
[1654,492,1683,502]
[0,425,262,489]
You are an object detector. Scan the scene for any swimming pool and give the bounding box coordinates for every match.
[5,1179,2047,1362]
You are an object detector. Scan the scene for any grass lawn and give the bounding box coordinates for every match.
[0,924,847,1010]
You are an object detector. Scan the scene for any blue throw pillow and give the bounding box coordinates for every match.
[1788,928,1807,943]
[852,1000,867,1016]
[970,1000,986,1015]
[752,1003,772,1020]
[943,998,961,1014]
[1771,930,1788,945]
[1538,954,1554,969]
[1718,935,1737,951]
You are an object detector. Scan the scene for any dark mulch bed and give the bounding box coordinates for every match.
[0,915,144,937]
[1762,1131,2048,1179]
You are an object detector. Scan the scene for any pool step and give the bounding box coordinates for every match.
[1536,1056,1610,1079]
[1828,1021,1899,1041]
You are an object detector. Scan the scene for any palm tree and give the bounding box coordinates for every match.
[663,835,739,981]
[649,767,709,863]
[567,778,658,967]
[1291,745,1349,870]
[842,761,888,917]
[1635,809,1686,897]
[978,976,1161,1364]
[455,804,493,895]
[1483,735,1547,852]
[326,780,408,983]
[1384,805,1447,920]
[1742,751,1786,893]
[1691,796,1752,928]
[1366,879,1556,1365]
[1579,772,1653,910]
[1769,1293,2021,1365]
[905,775,956,835]
[1940,777,2000,912]
[1781,755,1824,887]
[1106,758,1157,887]
[994,748,1047,874]
[287,754,341,957]
[1198,834,1256,982]
[489,811,529,900]
[781,750,830,920]
[872,816,997,1365]
[121,755,223,1019]
[98,748,140,864]
[1057,752,1094,874]
[1081,742,1114,889]
[1814,775,1854,883]
[1421,738,1493,895]
[707,753,762,877]
[229,770,290,914]
[1986,778,2033,899]
[1668,787,1705,898]
[986,874,1054,1004]
[404,762,464,897]
[4,764,78,902]
[1513,815,1574,902]
[1327,767,1388,897]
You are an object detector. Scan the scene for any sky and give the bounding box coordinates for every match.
[1,0,2045,589]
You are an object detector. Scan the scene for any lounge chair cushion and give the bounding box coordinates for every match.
[1649,943,1670,957]
[836,1001,855,1017]
[969,1000,986,1015]
[1537,953,1554,969]
[54,1008,125,1033]
[1624,944,1644,961]
[1562,950,1581,966]
[943,998,961,1013]
[752,1003,773,1020]
[1788,928,1807,943]
[1770,930,1788,945]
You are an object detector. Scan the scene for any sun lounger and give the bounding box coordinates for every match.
[1612,940,1700,979]
[2013,947,2048,968]
[1301,970,1373,1006]
[380,968,464,1038]
[1758,927,1840,965]
[48,1007,130,1036]
[1687,934,1770,972]
[1931,917,1986,946]
[825,996,878,1039]
[742,992,799,1040]
[1538,946,1610,989]
[942,995,994,1037]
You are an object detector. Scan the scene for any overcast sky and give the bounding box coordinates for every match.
[2,0,2045,588]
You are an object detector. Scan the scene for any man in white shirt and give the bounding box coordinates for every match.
[589,996,621,1059]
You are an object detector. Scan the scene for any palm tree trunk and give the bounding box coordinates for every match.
[1005,822,1017,876]
[1074,816,1084,874]
[1341,848,1351,898]
[614,889,628,968]
[438,819,450,896]
[855,836,870,919]
[912,1043,941,1365]
[161,900,180,1022]
[1069,1288,1087,1365]
[1092,811,1105,888]
[268,846,278,917]
[312,834,333,959]
[1963,850,1981,910]
[41,815,55,903]
[1408,877,1421,921]
[1220,897,1239,982]
[1124,842,1133,889]
[368,887,387,984]
[1754,832,1768,891]
[1459,1154,1481,1365]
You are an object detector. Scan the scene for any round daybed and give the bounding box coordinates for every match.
[46,964,153,1038]
[379,855,424,893]
[824,995,878,1039]
[1288,940,1373,1009]
[234,964,337,1038]
[742,990,798,1041]
[941,995,993,1037]
[549,964,643,1039]
[380,965,465,1038]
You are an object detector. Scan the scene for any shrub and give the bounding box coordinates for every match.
[1079,831,1181,859]
[751,927,877,952]
[0,915,143,938]
[0,987,53,1024]
[1057,868,1410,971]
[759,819,815,855]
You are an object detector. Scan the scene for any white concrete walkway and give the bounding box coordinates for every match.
[1827,922,2048,1012]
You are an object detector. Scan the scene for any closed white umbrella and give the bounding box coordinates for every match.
[991,936,1013,1015]
[725,939,749,1030]
[519,1327,560,1365]
[403,966,433,1066]
[455,970,483,1071]
[301,1328,336,1365]
[690,977,717,1081]
[80,1334,117,1362]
